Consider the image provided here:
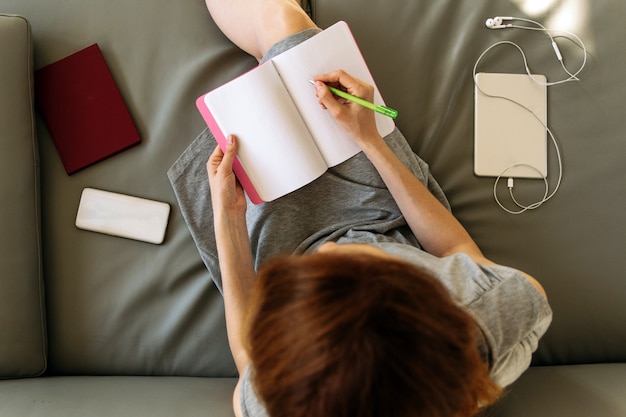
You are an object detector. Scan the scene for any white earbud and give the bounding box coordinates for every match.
[485,16,512,29]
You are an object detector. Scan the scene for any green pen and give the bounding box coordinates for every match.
[309,80,398,119]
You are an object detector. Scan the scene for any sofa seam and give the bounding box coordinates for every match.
[24,13,49,377]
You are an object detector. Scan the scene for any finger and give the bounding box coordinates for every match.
[220,135,238,171]
[207,144,225,175]
[313,81,344,116]
[314,69,350,85]
[210,143,225,160]
[314,70,368,97]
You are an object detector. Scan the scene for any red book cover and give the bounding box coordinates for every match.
[35,43,141,174]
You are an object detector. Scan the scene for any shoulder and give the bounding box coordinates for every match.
[381,243,547,307]
[377,243,553,386]
[436,253,553,386]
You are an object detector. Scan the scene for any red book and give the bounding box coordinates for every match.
[35,43,141,174]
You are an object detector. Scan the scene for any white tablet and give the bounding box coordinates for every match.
[474,72,547,178]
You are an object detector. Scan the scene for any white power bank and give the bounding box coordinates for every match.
[474,72,548,178]
[76,188,170,244]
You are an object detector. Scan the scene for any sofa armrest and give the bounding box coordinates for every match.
[0,14,46,378]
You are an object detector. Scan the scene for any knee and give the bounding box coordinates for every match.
[255,0,316,56]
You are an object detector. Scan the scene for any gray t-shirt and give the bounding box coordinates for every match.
[169,127,552,417]
[167,28,551,417]
[237,242,551,417]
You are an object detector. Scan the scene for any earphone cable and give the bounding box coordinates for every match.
[476,17,581,213]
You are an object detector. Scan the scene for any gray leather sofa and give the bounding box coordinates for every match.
[1,1,625,416]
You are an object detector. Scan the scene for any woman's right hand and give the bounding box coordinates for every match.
[312,70,383,147]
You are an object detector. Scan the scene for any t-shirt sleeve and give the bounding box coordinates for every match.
[464,262,553,386]
[376,244,553,387]
[434,253,553,386]
[239,366,270,417]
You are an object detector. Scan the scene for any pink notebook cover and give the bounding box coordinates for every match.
[35,43,141,174]
[196,95,264,204]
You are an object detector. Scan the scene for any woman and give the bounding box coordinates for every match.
[168,1,552,416]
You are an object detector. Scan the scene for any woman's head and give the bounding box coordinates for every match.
[245,247,501,417]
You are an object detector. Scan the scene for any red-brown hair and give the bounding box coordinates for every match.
[245,252,501,417]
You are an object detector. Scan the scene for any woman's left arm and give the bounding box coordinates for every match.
[313,72,482,260]
[314,71,547,299]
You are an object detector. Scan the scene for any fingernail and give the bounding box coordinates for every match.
[226,135,233,145]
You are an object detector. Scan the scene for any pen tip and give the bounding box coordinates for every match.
[308,79,315,85]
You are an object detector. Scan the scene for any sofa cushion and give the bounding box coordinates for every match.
[0,376,237,417]
[0,14,46,378]
[486,363,626,417]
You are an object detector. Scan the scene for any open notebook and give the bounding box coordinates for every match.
[196,21,395,204]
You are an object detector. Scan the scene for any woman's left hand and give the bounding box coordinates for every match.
[207,134,247,216]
